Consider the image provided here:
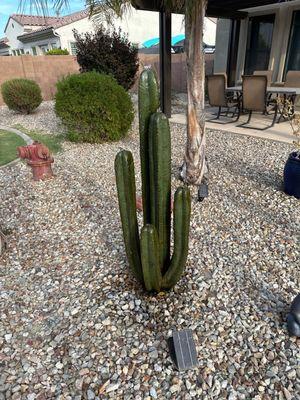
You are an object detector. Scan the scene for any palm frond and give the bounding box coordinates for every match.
[19,0,69,15]
[19,0,204,29]
[86,0,132,24]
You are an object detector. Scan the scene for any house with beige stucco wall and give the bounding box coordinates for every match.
[214,0,300,85]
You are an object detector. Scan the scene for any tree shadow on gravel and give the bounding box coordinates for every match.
[239,272,293,323]
[220,186,298,236]
[221,158,283,191]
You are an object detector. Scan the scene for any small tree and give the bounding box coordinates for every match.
[74,26,139,91]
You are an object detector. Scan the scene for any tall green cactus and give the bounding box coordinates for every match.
[139,69,160,225]
[115,68,191,292]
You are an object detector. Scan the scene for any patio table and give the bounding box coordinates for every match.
[226,86,300,123]
[226,86,300,95]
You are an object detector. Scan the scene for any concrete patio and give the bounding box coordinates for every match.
[170,106,296,144]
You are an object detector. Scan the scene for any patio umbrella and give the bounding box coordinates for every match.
[142,37,160,48]
[142,34,185,48]
[171,34,185,45]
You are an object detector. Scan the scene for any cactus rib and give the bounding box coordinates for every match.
[149,112,171,271]
[115,150,143,282]
[138,69,160,225]
[162,186,191,290]
[140,225,162,292]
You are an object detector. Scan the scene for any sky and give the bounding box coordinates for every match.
[0,0,85,37]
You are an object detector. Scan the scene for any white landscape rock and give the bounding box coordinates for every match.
[4,334,12,342]
[0,101,299,399]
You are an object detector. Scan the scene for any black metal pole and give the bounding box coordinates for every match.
[159,9,172,118]
[226,19,241,87]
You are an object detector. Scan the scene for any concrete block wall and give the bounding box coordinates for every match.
[0,53,214,106]
[0,55,80,105]
[137,53,214,93]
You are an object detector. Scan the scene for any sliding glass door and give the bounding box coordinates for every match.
[244,14,275,75]
[284,10,300,78]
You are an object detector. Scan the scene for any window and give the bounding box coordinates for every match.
[51,43,58,49]
[32,46,37,56]
[244,14,275,75]
[284,10,300,79]
[20,49,25,55]
[70,42,77,55]
[40,44,48,54]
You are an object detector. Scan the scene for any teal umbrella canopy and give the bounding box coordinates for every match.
[171,34,185,45]
[142,37,160,48]
[142,34,185,48]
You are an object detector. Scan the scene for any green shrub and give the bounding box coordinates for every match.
[55,72,134,143]
[1,79,42,114]
[46,48,69,55]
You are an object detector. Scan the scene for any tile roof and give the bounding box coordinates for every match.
[16,9,89,40]
[12,9,88,29]
[54,9,89,28]
[11,14,61,27]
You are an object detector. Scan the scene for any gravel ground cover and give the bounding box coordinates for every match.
[0,102,64,135]
[0,114,299,399]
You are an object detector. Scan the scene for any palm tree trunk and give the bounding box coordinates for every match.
[181,0,208,185]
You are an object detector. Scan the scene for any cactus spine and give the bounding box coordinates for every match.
[115,68,191,292]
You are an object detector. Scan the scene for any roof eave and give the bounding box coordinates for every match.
[17,27,55,43]
[131,0,183,13]
[4,16,23,34]
[132,0,289,18]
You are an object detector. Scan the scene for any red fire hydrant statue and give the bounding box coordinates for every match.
[18,141,54,181]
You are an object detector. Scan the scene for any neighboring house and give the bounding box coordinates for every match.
[0,7,216,57]
[3,10,93,56]
[214,0,300,85]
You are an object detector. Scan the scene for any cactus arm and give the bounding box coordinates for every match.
[162,187,191,290]
[140,224,162,292]
[115,150,143,282]
[149,112,171,271]
[138,69,160,225]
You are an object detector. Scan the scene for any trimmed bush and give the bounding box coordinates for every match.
[1,79,42,114]
[46,48,69,55]
[55,72,134,143]
[74,27,139,90]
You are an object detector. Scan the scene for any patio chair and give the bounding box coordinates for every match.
[254,70,274,111]
[207,74,240,121]
[254,70,273,86]
[285,71,300,88]
[240,75,278,129]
